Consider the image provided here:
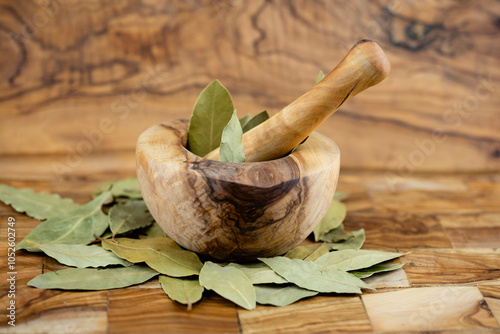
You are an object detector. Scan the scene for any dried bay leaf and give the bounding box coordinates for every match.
[320,224,353,243]
[26,241,132,268]
[351,264,405,279]
[315,249,403,271]
[188,80,235,157]
[285,243,329,261]
[326,229,366,251]
[255,284,318,307]
[227,262,287,284]
[239,114,251,129]
[333,190,350,201]
[137,221,167,239]
[101,237,203,277]
[315,70,325,84]
[242,110,269,133]
[219,109,245,163]
[0,184,80,220]
[28,264,158,290]
[259,257,372,294]
[16,192,113,252]
[313,199,346,241]
[159,275,204,310]
[94,178,142,199]
[109,200,154,237]
[200,262,256,310]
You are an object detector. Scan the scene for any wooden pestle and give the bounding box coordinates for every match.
[204,40,390,162]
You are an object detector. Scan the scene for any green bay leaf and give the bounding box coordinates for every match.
[0,184,80,220]
[239,114,251,129]
[285,243,329,261]
[313,199,347,241]
[315,70,325,84]
[26,241,132,268]
[188,80,234,157]
[315,249,403,271]
[109,200,154,237]
[101,237,202,277]
[199,261,256,310]
[351,263,405,279]
[28,264,158,290]
[326,229,366,250]
[242,110,269,133]
[137,221,167,239]
[219,109,245,163]
[255,284,318,306]
[16,192,113,252]
[159,275,204,310]
[259,257,372,294]
[227,262,287,284]
[94,178,142,199]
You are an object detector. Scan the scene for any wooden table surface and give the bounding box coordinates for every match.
[0,155,499,334]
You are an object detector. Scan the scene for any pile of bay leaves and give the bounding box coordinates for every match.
[0,77,405,310]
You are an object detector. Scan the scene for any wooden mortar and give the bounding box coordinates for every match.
[136,40,390,261]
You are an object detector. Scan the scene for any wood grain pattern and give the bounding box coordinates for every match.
[136,119,340,261]
[0,0,499,174]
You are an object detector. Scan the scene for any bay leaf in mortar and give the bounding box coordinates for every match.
[259,257,372,294]
[28,264,158,290]
[109,200,154,237]
[26,241,132,268]
[333,190,350,201]
[241,110,269,133]
[16,192,113,252]
[285,243,329,261]
[101,237,202,277]
[199,261,256,310]
[255,284,318,306]
[239,114,251,129]
[0,184,80,220]
[219,109,246,163]
[159,275,204,310]
[93,178,142,199]
[313,199,347,241]
[351,263,405,279]
[227,262,287,284]
[188,80,234,157]
[315,70,325,84]
[326,229,366,251]
[315,249,403,271]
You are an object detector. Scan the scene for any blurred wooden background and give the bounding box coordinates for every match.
[0,0,499,178]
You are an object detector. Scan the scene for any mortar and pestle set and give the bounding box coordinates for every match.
[136,40,390,262]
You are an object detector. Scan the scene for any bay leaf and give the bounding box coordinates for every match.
[285,243,329,261]
[259,257,373,294]
[94,178,142,199]
[101,237,202,277]
[321,224,355,243]
[313,199,346,241]
[315,70,325,84]
[315,249,403,271]
[137,221,167,239]
[333,190,350,201]
[255,284,318,306]
[26,240,132,268]
[0,184,80,220]
[351,264,405,279]
[227,262,287,284]
[159,275,204,310]
[326,229,366,251]
[199,261,256,310]
[239,114,251,129]
[219,109,245,163]
[16,192,113,252]
[242,110,269,133]
[188,80,235,157]
[28,264,158,290]
[109,200,154,237]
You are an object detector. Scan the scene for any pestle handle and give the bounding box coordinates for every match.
[204,40,390,162]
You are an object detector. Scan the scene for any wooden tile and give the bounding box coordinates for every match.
[467,180,500,212]
[438,213,500,248]
[344,213,453,249]
[0,252,43,288]
[0,288,107,332]
[0,215,43,241]
[335,184,374,212]
[362,286,499,331]
[238,295,371,334]
[108,288,239,334]
[366,178,480,214]
[402,249,500,286]
[50,180,108,204]
[479,285,500,325]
